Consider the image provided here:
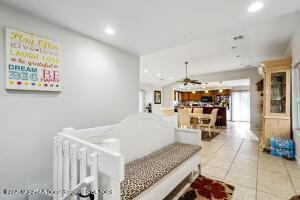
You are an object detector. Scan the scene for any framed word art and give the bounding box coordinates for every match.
[5,28,61,91]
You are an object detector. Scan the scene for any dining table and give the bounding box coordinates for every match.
[189,113,211,120]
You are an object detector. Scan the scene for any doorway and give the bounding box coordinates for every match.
[231,90,250,122]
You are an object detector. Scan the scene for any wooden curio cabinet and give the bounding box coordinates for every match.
[262,58,292,148]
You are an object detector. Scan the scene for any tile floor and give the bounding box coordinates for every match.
[166,122,300,200]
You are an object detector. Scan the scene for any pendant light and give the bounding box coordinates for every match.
[219,81,223,93]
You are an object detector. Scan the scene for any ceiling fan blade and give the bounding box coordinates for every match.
[176,80,185,83]
[190,80,202,85]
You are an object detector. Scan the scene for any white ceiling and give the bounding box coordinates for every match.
[173,79,250,91]
[2,0,300,86]
[141,11,300,86]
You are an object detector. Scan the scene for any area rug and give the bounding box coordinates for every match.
[290,195,300,200]
[201,131,220,141]
[179,175,234,200]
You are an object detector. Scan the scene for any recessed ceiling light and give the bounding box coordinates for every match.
[156,73,161,77]
[144,69,148,73]
[248,2,264,13]
[105,27,115,35]
[168,77,173,80]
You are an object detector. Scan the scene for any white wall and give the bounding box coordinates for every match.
[140,83,162,115]
[290,25,300,129]
[0,3,139,200]
[162,68,262,129]
[289,24,300,162]
[291,25,300,67]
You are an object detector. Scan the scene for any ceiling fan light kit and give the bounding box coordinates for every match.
[176,62,202,87]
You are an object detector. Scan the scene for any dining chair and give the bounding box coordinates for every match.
[184,107,192,113]
[200,108,218,138]
[161,107,174,116]
[178,108,191,128]
[193,107,203,114]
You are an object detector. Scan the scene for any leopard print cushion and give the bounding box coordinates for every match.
[121,142,201,200]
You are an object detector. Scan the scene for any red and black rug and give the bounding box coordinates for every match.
[179,175,235,200]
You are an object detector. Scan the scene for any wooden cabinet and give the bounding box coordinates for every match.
[181,92,190,101]
[261,58,292,149]
[189,92,201,101]
[174,90,231,102]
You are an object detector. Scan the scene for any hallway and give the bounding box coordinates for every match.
[170,122,300,199]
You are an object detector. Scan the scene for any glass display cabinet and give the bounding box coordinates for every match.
[262,58,291,149]
[270,72,286,114]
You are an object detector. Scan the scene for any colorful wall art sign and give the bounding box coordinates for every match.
[5,28,61,91]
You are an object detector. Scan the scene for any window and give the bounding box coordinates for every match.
[232,91,250,122]
[139,89,145,112]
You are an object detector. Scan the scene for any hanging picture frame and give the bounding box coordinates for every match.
[154,90,161,104]
[5,27,62,91]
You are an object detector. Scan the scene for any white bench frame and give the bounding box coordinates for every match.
[53,113,201,200]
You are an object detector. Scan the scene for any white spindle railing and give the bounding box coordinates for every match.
[79,148,87,200]
[91,153,99,200]
[63,141,70,195]
[54,127,124,200]
[70,144,77,200]
[58,137,63,199]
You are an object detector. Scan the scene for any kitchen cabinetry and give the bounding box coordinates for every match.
[174,89,231,102]
[261,58,292,149]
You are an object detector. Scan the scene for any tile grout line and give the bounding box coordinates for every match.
[201,128,235,169]
[204,125,246,182]
[222,129,247,182]
[283,159,297,196]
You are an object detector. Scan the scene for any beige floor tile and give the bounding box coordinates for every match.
[229,163,257,176]
[257,170,295,199]
[258,152,283,161]
[202,165,228,180]
[231,184,256,200]
[258,161,288,175]
[238,148,257,155]
[223,143,242,149]
[284,159,299,169]
[206,158,232,170]
[224,171,257,189]
[239,145,258,151]
[212,154,236,162]
[258,170,293,185]
[233,157,258,168]
[287,167,300,178]
[256,191,287,200]
[291,176,300,194]
[214,150,236,158]
[219,145,239,152]
[235,152,258,161]
[200,155,211,164]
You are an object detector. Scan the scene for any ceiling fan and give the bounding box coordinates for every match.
[177,62,201,86]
